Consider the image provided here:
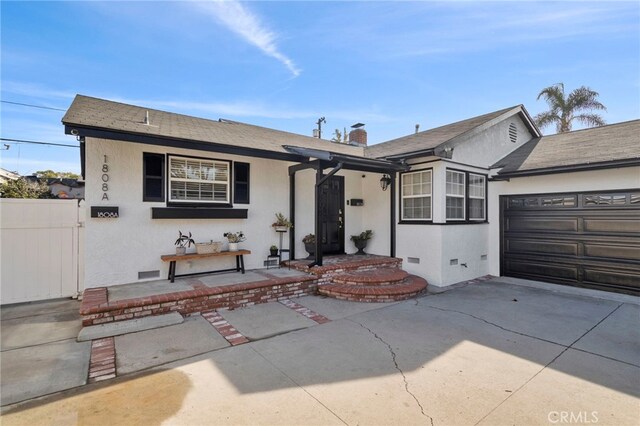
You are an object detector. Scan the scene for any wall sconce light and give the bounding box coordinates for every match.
[442,146,454,159]
[380,174,392,191]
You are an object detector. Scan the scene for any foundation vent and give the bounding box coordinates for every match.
[450,258,458,266]
[407,257,420,264]
[138,270,160,280]
[481,254,488,261]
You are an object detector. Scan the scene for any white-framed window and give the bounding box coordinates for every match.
[468,173,486,220]
[401,170,432,220]
[168,155,230,203]
[446,170,465,220]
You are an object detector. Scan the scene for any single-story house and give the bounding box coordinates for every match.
[0,168,20,184]
[62,95,639,295]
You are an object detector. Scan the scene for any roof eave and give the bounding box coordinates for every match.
[64,123,307,163]
[495,158,640,178]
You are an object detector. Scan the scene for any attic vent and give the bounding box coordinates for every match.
[508,123,518,143]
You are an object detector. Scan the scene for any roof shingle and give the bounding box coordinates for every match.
[494,120,640,174]
[62,95,364,156]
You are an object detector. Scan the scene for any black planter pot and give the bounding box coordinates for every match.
[304,242,315,260]
[270,249,279,257]
[353,239,368,255]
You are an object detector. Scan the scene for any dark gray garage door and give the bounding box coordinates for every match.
[501,190,640,295]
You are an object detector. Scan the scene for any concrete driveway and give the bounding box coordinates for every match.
[1,278,638,425]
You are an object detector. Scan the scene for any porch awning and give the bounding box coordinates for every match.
[283,145,409,173]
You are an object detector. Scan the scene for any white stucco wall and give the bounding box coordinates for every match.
[487,166,640,277]
[395,159,493,286]
[451,115,535,169]
[84,138,390,287]
[85,137,296,287]
[293,169,391,258]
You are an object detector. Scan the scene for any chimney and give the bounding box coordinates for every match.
[348,123,367,146]
[312,128,319,138]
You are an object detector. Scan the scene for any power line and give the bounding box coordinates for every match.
[1,100,66,112]
[0,138,79,148]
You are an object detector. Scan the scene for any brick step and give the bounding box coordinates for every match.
[319,275,428,303]
[332,268,409,286]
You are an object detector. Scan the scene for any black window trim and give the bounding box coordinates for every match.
[143,152,165,202]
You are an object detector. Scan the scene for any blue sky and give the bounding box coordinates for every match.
[1,0,638,175]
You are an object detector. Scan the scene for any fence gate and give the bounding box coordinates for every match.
[1,199,83,305]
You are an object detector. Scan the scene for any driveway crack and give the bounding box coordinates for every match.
[348,319,434,426]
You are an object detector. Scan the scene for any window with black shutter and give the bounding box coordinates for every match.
[143,153,165,202]
[234,162,250,204]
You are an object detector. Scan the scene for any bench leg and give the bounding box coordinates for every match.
[169,261,176,283]
[236,255,240,272]
[240,255,245,274]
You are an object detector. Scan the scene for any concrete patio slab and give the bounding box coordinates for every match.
[295,294,394,320]
[573,303,640,366]
[422,280,621,346]
[221,302,317,340]
[77,312,184,341]
[1,306,83,350]
[478,348,640,426]
[115,315,229,375]
[0,345,343,426]
[0,298,79,321]
[107,280,192,302]
[0,339,91,406]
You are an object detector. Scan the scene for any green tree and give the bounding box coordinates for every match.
[0,179,54,199]
[34,170,80,179]
[534,83,607,133]
[331,128,343,143]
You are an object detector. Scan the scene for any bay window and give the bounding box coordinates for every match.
[401,170,432,220]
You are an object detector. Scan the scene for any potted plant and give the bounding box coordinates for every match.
[174,231,195,256]
[303,233,316,260]
[270,245,279,256]
[224,231,246,252]
[272,213,292,232]
[350,230,373,255]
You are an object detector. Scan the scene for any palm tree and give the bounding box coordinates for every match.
[534,83,607,133]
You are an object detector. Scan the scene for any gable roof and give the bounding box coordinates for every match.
[62,95,364,157]
[493,120,640,176]
[365,105,539,159]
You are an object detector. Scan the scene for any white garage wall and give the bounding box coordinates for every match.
[488,166,640,277]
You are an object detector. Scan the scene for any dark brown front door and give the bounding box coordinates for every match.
[319,176,345,254]
[500,190,640,295]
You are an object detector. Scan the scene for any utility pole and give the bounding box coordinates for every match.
[316,117,326,139]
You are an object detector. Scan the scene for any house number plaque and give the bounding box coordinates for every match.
[101,155,110,201]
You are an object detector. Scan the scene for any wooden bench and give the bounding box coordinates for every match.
[161,250,251,283]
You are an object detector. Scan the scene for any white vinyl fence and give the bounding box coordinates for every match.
[0,199,84,305]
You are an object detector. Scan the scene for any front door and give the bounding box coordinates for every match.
[319,175,345,254]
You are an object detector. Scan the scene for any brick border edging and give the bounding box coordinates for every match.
[80,277,318,326]
[279,299,331,324]
[202,311,249,346]
[88,337,116,383]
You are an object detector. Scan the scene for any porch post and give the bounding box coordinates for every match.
[289,172,296,260]
[390,171,396,258]
[314,165,323,266]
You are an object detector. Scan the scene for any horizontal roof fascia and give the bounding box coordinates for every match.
[65,124,307,163]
